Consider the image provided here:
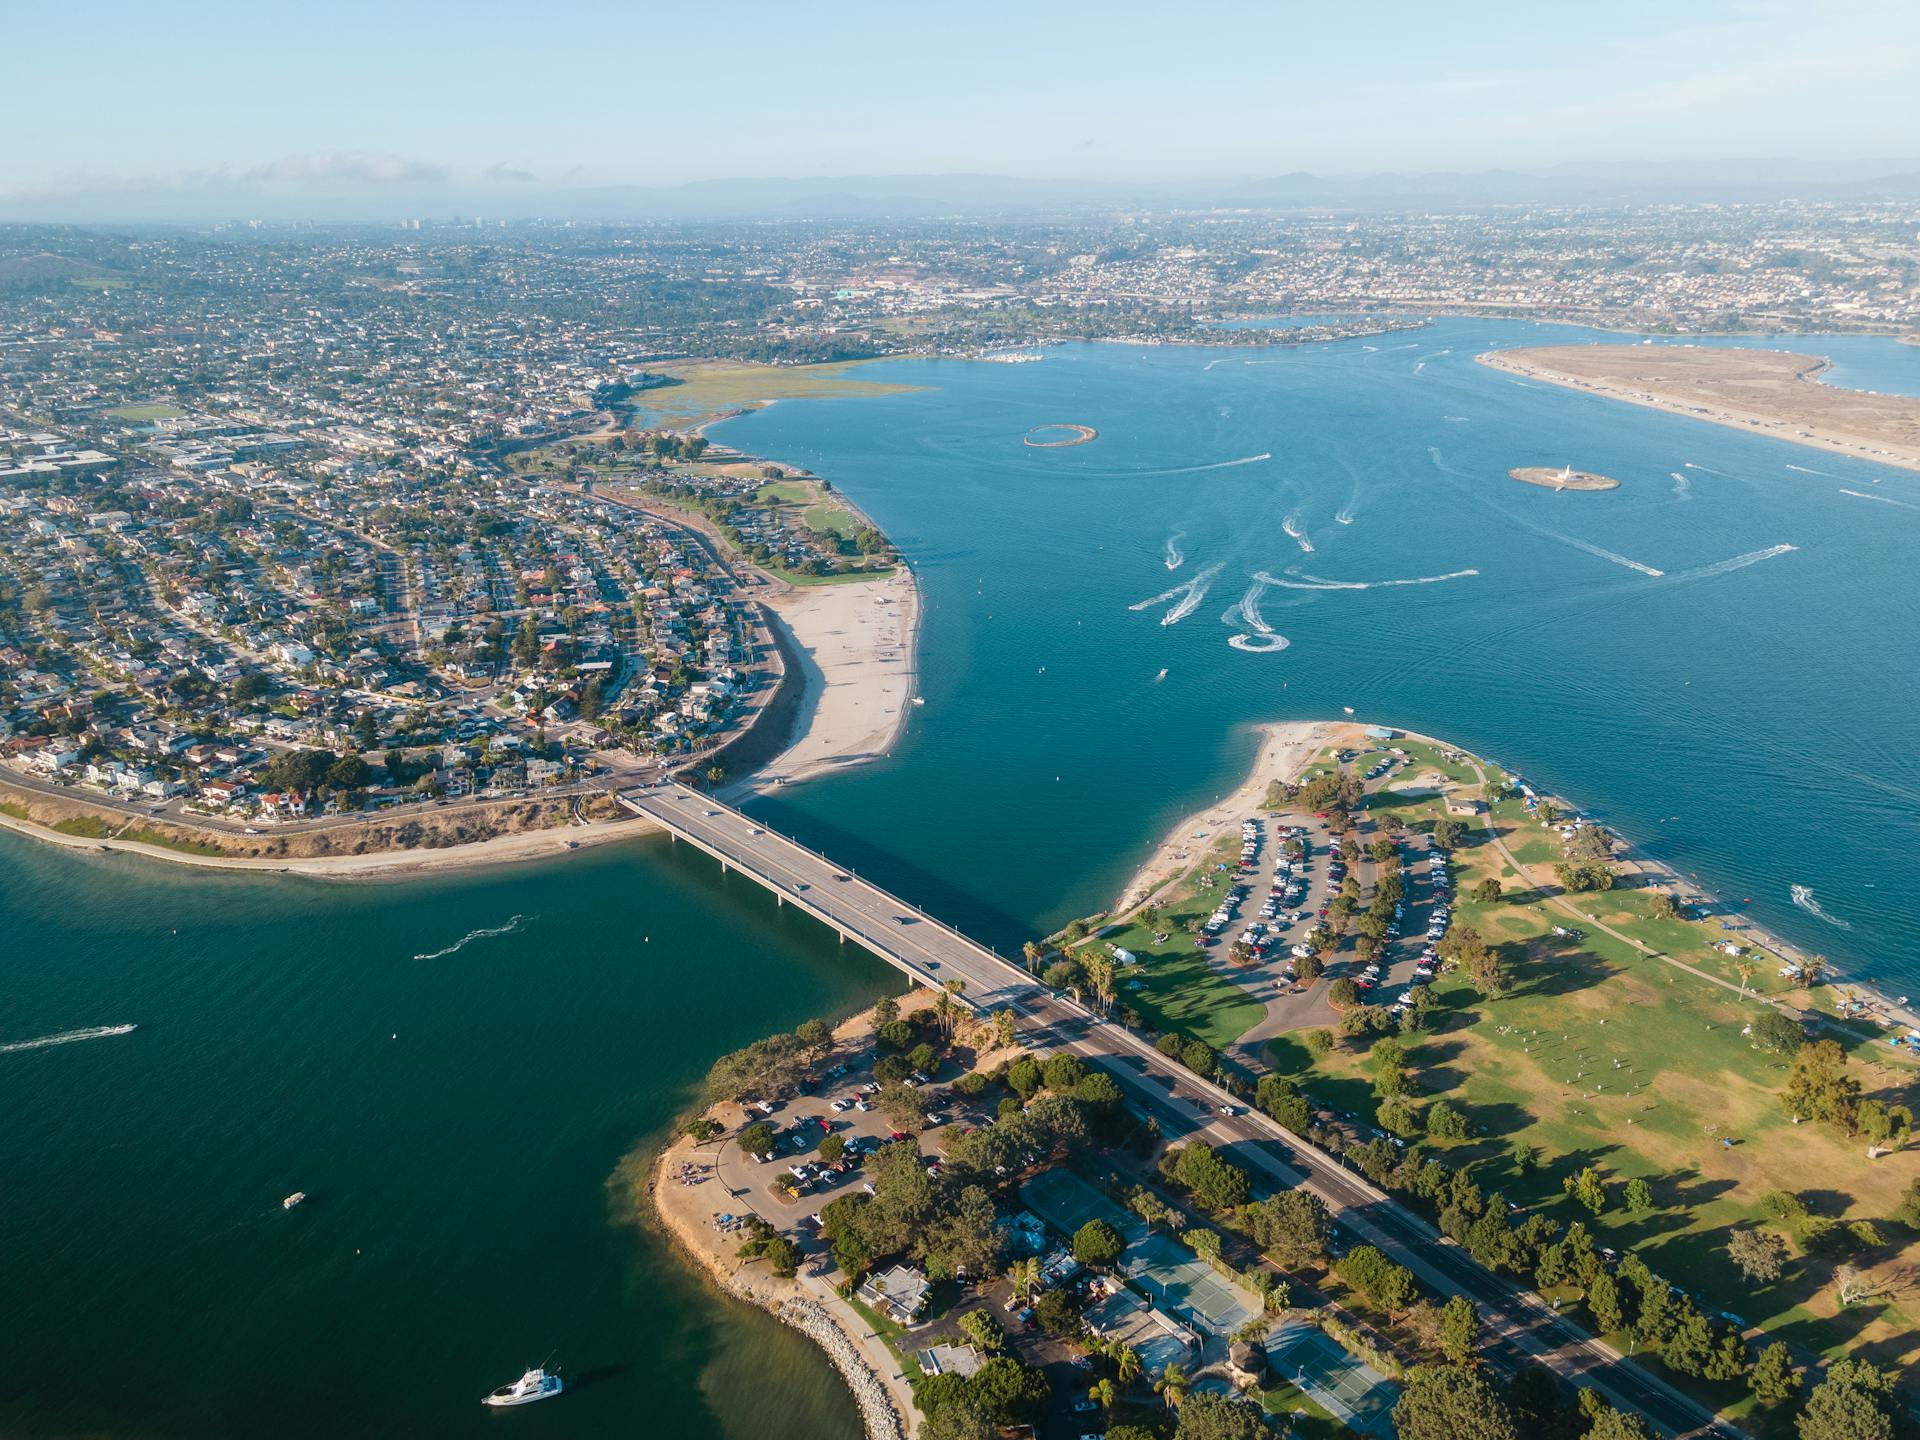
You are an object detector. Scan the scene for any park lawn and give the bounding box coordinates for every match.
[766,562,897,587]
[624,360,924,428]
[802,501,864,540]
[1263,743,1920,1371]
[1083,833,1266,1052]
[106,401,186,421]
[754,480,814,505]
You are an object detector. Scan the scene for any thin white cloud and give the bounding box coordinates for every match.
[238,151,449,185]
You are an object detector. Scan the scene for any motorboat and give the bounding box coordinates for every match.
[483,1368,562,1407]
[282,1192,306,1210]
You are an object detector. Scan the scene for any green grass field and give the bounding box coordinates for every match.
[625,360,923,428]
[106,402,185,421]
[1274,751,1920,1374]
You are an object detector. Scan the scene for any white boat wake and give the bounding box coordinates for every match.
[1413,361,1425,374]
[1791,884,1850,929]
[1,1024,137,1055]
[1670,471,1692,500]
[1146,453,1273,477]
[1683,462,1735,477]
[1257,568,1479,592]
[1670,544,1796,581]
[1281,512,1313,553]
[414,915,531,961]
[1334,506,1356,525]
[1163,529,1187,571]
[1841,488,1919,510]
[1787,463,1844,478]
[1129,562,1224,627]
[1443,415,1469,423]
[1203,358,1230,372]
[1552,533,1665,577]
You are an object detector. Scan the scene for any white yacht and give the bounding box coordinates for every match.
[282,1192,306,1210]
[483,1368,562,1407]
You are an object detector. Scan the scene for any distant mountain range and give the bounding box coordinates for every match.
[8,161,1920,225]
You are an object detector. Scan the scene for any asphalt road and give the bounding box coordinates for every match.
[619,781,1727,1439]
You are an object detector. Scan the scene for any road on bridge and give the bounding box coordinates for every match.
[619,780,1726,1440]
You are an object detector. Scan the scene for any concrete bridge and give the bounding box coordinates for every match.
[617,779,1725,1440]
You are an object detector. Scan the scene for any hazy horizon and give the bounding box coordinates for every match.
[6,0,1919,222]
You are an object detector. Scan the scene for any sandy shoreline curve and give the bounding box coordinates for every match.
[1479,344,1920,473]
[1112,719,1339,913]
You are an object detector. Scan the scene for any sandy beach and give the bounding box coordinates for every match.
[0,805,657,880]
[1479,344,1920,473]
[734,568,920,797]
[1111,719,1349,913]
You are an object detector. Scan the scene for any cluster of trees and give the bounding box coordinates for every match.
[1783,1039,1914,1152]
[818,1139,1002,1282]
[1438,922,1507,994]
[1555,824,1615,893]
[1297,771,1364,818]
[259,745,370,797]
[1337,1243,1420,1317]
[1155,1031,1221,1080]
[913,1353,1052,1440]
[1159,1142,1253,1211]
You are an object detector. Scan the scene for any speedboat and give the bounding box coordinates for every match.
[483,1368,562,1407]
[282,1192,306,1210]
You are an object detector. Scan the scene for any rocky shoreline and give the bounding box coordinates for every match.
[771,1293,906,1440]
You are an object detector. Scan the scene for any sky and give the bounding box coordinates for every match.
[4,0,1918,219]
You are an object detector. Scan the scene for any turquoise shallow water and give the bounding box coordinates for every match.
[5,318,1920,1437]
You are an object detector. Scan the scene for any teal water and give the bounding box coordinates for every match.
[7,318,1920,1437]
[0,831,882,1438]
[727,322,1920,989]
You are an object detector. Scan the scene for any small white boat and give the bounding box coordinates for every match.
[282,1192,306,1210]
[483,1368,563,1408]
[910,696,925,707]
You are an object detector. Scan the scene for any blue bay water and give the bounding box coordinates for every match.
[5,318,1919,1438]
[726,321,1920,994]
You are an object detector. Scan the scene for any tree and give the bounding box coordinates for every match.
[1473,877,1503,904]
[958,1307,1004,1354]
[878,1082,930,1131]
[1439,923,1506,993]
[1441,1295,1480,1363]
[819,1133,846,1164]
[1378,1097,1422,1139]
[1751,1010,1806,1055]
[1044,1053,1087,1091]
[1427,1100,1469,1141]
[1857,1099,1913,1156]
[1173,1144,1251,1210]
[1749,1341,1801,1404]
[1304,1029,1334,1061]
[1006,1057,1043,1099]
[760,1234,801,1277]
[1623,1178,1655,1216]
[795,1017,833,1055]
[1181,1039,1217,1076]
[1074,1218,1126,1268]
[1555,860,1614,893]
[1034,1287,1081,1336]
[1393,1363,1519,1440]
[1563,1167,1609,1216]
[1784,1040,1862,1131]
[1328,978,1361,1008]
[1155,1361,1192,1411]
[1174,1392,1274,1440]
[1586,1271,1625,1334]
[1895,1176,1920,1229]
[1587,1409,1651,1440]
[1338,1245,1419,1317]
[872,994,899,1027]
[1433,818,1467,852]
[1795,1360,1896,1440]
[969,1356,1051,1421]
[1090,1377,1117,1414]
[1727,1227,1787,1283]
[737,1121,776,1157]
[1246,1189,1332,1267]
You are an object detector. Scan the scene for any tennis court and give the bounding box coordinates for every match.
[1269,1325,1399,1436]
[1019,1169,1145,1244]
[1121,1233,1259,1335]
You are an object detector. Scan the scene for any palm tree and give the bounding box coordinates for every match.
[1022,941,1043,973]
[1089,1378,1116,1412]
[1799,954,1832,989]
[1114,1343,1143,1387]
[1733,959,1758,995]
[1155,1362,1190,1411]
[1006,1257,1041,1304]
